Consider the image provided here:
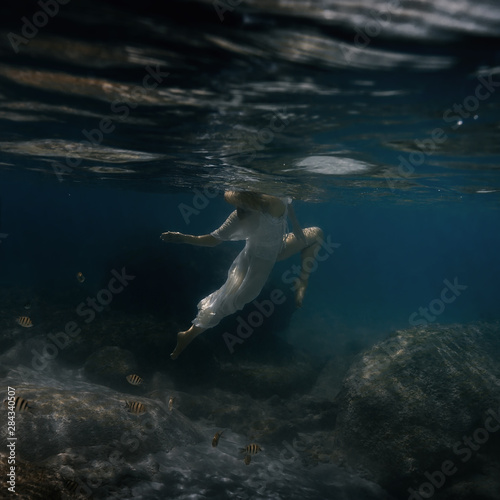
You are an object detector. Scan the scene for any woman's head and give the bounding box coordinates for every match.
[224,190,264,211]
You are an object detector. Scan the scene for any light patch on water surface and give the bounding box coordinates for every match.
[0,140,164,164]
[370,90,411,97]
[88,166,136,174]
[295,156,373,175]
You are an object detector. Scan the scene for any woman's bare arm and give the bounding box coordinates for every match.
[160,232,220,247]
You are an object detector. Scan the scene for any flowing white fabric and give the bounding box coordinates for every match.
[193,202,290,329]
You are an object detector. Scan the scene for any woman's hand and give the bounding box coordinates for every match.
[160,231,187,244]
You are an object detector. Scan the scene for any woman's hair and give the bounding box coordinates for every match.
[225,190,265,211]
[235,191,265,211]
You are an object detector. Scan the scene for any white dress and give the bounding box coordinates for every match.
[192,201,290,329]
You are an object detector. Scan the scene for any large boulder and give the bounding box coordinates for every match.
[0,368,204,498]
[332,322,500,499]
[2,373,203,463]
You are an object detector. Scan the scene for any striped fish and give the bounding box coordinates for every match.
[168,397,175,411]
[212,430,224,447]
[244,455,251,465]
[3,396,31,413]
[240,443,262,455]
[64,479,79,493]
[125,401,146,414]
[16,316,33,328]
[126,374,143,386]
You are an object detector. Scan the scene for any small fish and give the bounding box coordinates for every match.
[76,272,85,283]
[64,479,79,493]
[126,374,143,386]
[212,430,224,447]
[125,400,146,414]
[168,397,175,411]
[16,316,33,328]
[244,455,251,465]
[240,443,262,455]
[3,396,31,413]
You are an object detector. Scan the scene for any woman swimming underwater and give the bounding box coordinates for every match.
[161,191,323,359]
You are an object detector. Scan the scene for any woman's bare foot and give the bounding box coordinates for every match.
[170,326,204,360]
[294,278,308,308]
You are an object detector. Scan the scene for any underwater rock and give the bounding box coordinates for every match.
[0,370,205,498]
[332,322,500,499]
[83,345,138,387]
[0,452,64,499]
[0,373,204,463]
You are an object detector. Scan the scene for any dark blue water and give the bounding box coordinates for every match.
[1,182,498,347]
[1,1,500,499]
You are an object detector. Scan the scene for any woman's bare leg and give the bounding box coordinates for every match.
[277,227,324,307]
[171,325,205,360]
